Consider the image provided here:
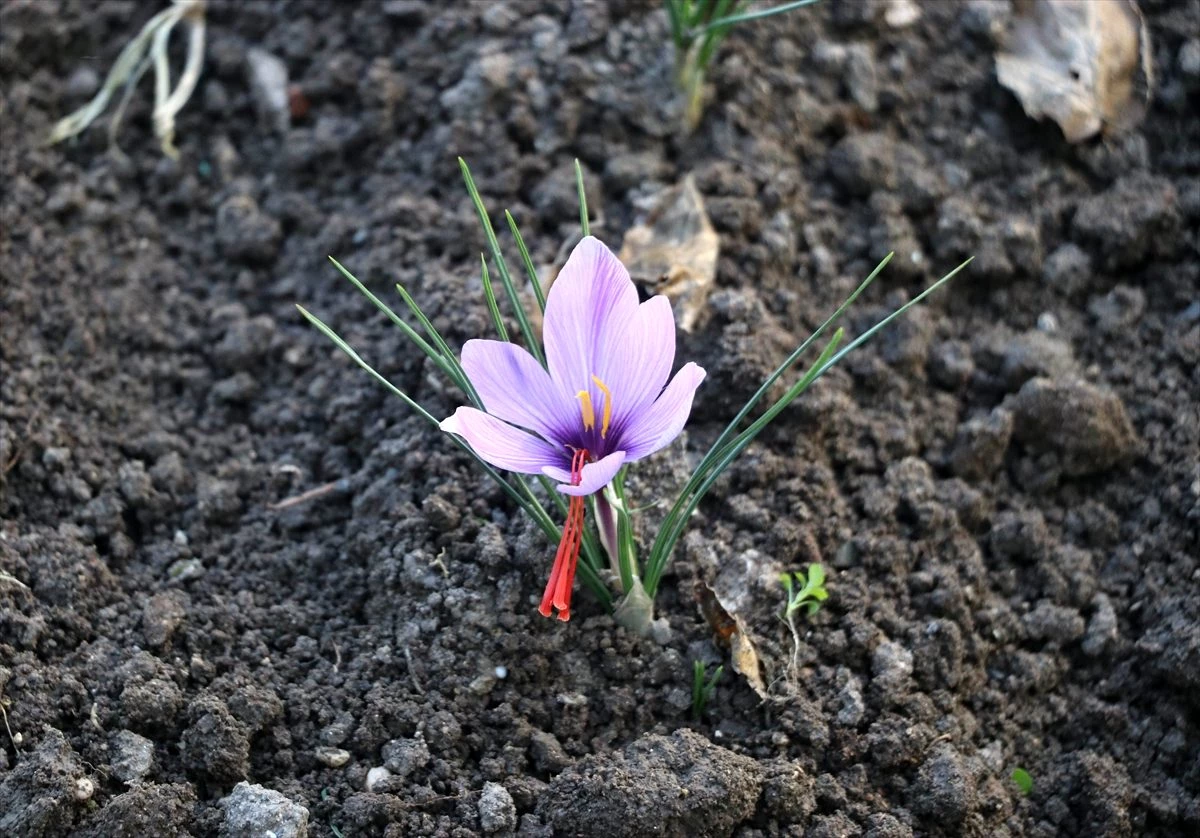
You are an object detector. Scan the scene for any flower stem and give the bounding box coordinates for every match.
[608,471,639,594]
[594,490,621,578]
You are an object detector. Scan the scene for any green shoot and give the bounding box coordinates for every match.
[1011,767,1033,796]
[665,0,820,129]
[781,563,828,618]
[46,0,207,158]
[458,158,545,367]
[642,254,972,600]
[503,211,547,313]
[691,660,724,719]
[479,256,510,343]
[574,158,591,237]
[780,563,828,683]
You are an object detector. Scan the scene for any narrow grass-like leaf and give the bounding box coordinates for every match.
[328,257,454,382]
[659,253,893,543]
[645,256,971,595]
[504,210,547,313]
[700,0,820,32]
[695,253,892,481]
[574,158,590,238]
[479,256,510,342]
[611,471,637,593]
[297,305,444,428]
[810,258,973,381]
[645,328,844,594]
[665,0,687,49]
[298,303,612,609]
[617,496,637,590]
[695,0,740,71]
[458,158,545,367]
[393,283,481,407]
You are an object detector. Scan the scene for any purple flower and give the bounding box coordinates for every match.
[440,236,705,620]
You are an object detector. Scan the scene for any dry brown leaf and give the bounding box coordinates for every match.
[995,0,1152,143]
[617,175,718,333]
[698,579,769,699]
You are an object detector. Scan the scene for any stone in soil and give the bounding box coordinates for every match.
[108,729,155,783]
[478,781,517,834]
[219,782,309,838]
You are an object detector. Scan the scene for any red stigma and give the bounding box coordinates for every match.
[539,448,588,622]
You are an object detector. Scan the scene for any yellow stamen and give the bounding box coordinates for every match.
[576,389,595,431]
[591,376,613,438]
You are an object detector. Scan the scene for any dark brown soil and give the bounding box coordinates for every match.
[2,1,1198,836]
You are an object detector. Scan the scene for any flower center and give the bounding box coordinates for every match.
[575,375,613,438]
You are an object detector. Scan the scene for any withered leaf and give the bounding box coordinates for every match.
[995,0,1152,143]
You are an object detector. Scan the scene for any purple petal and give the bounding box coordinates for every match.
[546,450,627,497]
[440,407,567,474]
[461,339,576,443]
[619,362,706,460]
[543,237,639,400]
[602,295,675,434]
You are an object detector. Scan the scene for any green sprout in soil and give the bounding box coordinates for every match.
[665,0,820,130]
[300,158,970,638]
[780,563,828,619]
[46,0,207,158]
[691,660,724,719]
[1011,767,1034,796]
[780,563,828,682]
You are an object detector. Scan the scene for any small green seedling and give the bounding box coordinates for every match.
[780,563,828,683]
[1011,767,1033,796]
[691,660,724,719]
[780,563,828,618]
[665,0,819,129]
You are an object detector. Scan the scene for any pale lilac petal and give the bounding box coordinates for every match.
[440,407,567,474]
[461,339,576,443]
[543,237,639,402]
[601,295,675,434]
[540,464,572,484]
[619,363,706,460]
[553,451,627,497]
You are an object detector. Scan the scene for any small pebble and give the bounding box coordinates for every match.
[1082,594,1119,657]
[246,48,290,133]
[316,747,350,768]
[219,782,309,838]
[365,766,391,792]
[478,781,517,834]
[871,640,913,692]
[109,729,155,783]
[74,777,95,801]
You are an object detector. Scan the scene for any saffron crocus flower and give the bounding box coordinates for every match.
[440,237,706,621]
